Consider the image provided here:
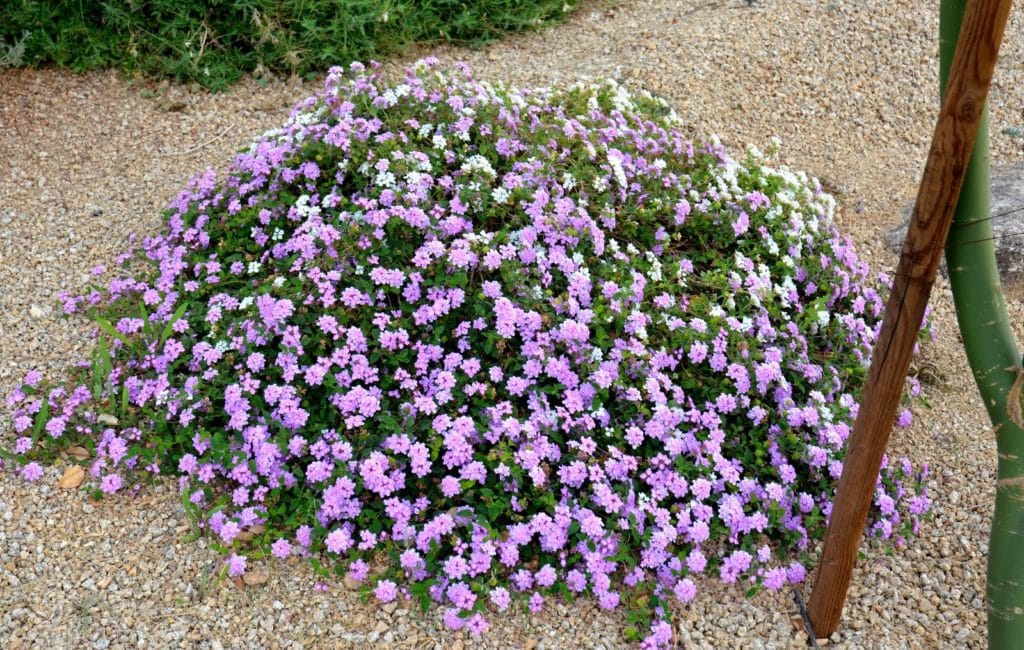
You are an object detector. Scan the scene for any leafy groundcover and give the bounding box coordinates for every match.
[3,61,930,648]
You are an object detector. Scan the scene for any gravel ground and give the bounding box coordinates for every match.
[3,0,1024,647]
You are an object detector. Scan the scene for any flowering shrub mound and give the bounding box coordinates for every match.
[4,60,931,647]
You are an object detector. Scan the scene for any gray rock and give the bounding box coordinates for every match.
[885,163,1024,280]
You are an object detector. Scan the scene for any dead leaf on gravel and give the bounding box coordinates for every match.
[157,99,188,113]
[242,566,270,586]
[788,613,804,632]
[67,445,90,460]
[235,523,265,543]
[343,571,361,590]
[57,465,85,489]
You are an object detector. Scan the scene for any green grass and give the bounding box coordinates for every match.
[0,0,581,90]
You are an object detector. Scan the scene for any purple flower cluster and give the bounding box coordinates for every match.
[4,60,931,647]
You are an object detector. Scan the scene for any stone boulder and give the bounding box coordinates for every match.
[885,162,1024,281]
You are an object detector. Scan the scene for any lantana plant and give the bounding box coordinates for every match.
[3,60,931,647]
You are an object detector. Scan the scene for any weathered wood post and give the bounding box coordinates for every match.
[805,0,1013,637]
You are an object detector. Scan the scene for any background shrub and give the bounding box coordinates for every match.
[0,0,580,89]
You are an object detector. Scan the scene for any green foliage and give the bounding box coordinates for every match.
[0,0,580,90]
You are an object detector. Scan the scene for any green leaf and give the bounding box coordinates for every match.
[32,398,50,440]
[160,302,189,346]
[95,316,132,346]
[120,383,130,418]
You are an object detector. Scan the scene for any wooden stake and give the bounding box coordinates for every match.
[806,0,1013,637]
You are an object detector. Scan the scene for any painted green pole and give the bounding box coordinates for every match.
[941,1,1024,646]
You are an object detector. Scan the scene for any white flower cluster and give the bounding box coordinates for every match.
[295,194,320,219]
[607,150,628,187]
[492,187,511,204]
[645,251,663,282]
[461,154,497,179]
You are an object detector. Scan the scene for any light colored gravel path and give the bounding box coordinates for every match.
[2,1,1024,647]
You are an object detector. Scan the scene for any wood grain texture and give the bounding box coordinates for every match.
[805,0,1013,637]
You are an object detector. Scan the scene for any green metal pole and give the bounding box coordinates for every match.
[941,1,1024,646]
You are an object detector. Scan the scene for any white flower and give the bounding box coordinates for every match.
[247,261,262,274]
[492,187,511,204]
[775,276,798,308]
[273,277,285,288]
[607,152,628,187]
[295,194,318,218]
[374,171,397,188]
[461,154,496,179]
[645,252,663,281]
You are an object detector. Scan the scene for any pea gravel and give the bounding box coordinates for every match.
[2,1,1023,647]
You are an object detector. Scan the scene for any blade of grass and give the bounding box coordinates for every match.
[160,302,188,346]
[95,316,132,347]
